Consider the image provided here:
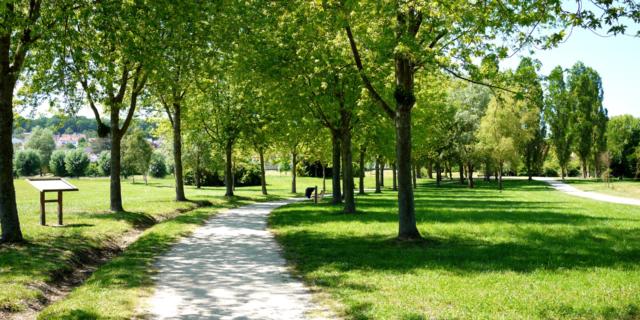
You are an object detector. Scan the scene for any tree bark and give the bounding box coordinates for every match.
[459,161,465,185]
[171,102,187,201]
[375,156,381,193]
[259,149,267,195]
[427,161,433,179]
[322,163,326,192]
[331,131,342,204]
[0,86,23,242]
[341,127,356,213]
[412,163,417,189]
[392,161,398,191]
[380,159,385,187]
[225,140,234,197]
[359,147,365,195]
[395,107,420,240]
[291,151,297,194]
[436,161,442,186]
[581,158,588,179]
[416,164,422,178]
[109,103,125,212]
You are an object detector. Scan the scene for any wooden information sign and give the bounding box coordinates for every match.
[26,178,79,226]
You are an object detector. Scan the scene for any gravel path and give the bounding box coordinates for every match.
[147,198,328,320]
[535,177,640,206]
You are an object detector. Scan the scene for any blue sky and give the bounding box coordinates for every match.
[503,28,640,117]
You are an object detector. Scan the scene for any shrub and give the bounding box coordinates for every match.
[97,151,111,176]
[14,149,41,177]
[235,164,261,186]
[49,150,67,177]
[65,149,90,177]
[568,167,581,177]
[86,162,101,177]
[149,153,167,178]
[543,167,559,177]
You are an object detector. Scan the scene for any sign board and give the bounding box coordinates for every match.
[26,178,78,192]
[26,178,79,226]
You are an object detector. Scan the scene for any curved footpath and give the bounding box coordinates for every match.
[535,177,640,206]
[146,198,328,320]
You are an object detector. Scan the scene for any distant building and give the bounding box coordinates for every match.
[54,133,87,148]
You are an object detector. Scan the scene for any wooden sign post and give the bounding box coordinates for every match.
[26,178,79,226]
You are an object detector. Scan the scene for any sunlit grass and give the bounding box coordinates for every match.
[270,179,640,319]
[0,174,325,316]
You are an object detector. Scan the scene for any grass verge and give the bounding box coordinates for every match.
[270,179,640,319]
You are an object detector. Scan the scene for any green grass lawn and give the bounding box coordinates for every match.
[564,178,640,199]
[269,179,640,319]
[0,174,325,318]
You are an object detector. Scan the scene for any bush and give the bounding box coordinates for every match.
[65,149,90,177]
[97,151,111,176]
[568,167,581,177]
[49,150,67,176]
[149,153,167,178]
[184,169,224,186]
[235,164,261,187]
[86,162,101,177]
[14,149,41,177]
[543,167,559,177]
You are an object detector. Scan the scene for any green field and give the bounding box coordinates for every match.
[564,178,640,199]
[270,179,640,319]
[0,174,325,318]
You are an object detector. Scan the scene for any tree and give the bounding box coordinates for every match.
[149,1,218,201]
[149,153,168,179]
[0,0,62,242]
[515,58,547,180]
[97,151,111,177]
[122,128,153,184]
[478,93,529,190]
[335,0,567,240]
[48,1,153,211]
[49,150,67,177]
[14,149,41,177]
[64,149,89,177]
[607,115,640,177]
[568,62,605,178]
[25,127,55,174]
[545,66,573,180]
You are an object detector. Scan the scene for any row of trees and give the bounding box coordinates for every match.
[1,0,637,243]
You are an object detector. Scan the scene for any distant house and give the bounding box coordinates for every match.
[54,133,87,148]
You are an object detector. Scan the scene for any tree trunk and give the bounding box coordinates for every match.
[341,128,356,213]
[0,89,23,242]
[581,158,588,179]
[498,162,504,191]
[322,163,326,192]
[459,161,465,185]
[416,164,422,178]
[375,156,381,193]
[259,149,267,195]
[436,161,442,186]
[392,161,398,191]
[291,151,297,194]
[395,107,421,240]
[468,162,475,188]
[447,162,453,180]
[561,166,566,181]
[359,147,365,195]
[110,127,124,212]
[171,102,187,201]
[331,131,342,204]
[225,141,234,197]
[412,163,417,189]
[427,161,433,179]
[380,159,385,187]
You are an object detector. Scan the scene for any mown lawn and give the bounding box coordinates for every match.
[565,178,640,199]
[270,179,640,319]
[0,174,324,318]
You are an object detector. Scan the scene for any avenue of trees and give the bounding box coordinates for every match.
[1,0,638,243]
